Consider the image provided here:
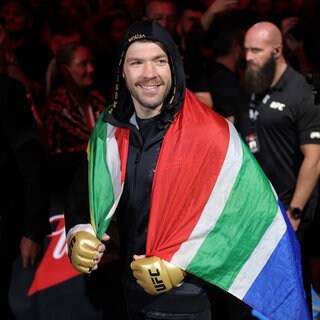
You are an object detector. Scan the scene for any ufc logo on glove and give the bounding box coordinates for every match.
[149,268,167,292]
[131,256,185,295]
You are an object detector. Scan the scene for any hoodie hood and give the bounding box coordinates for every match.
[109,19,186,125]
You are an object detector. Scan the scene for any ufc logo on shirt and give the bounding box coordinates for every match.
[310,132,320,139]
[269,101,286,111]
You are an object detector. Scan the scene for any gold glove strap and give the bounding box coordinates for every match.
[130,256,184,295]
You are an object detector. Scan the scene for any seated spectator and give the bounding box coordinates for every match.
[40,0,91,51]
[41,41,106,194]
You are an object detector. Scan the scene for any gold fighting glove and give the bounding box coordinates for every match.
[130,256,184,295]
[67,231,102,274]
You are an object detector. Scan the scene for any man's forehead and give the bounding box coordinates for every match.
[125,40,167,57]
[245,29,271,47]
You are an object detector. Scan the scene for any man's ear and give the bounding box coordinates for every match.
[273,45,281,58]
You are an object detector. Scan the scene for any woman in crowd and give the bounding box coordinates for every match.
[41,41,106,194]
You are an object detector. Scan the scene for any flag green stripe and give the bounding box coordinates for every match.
[229,204,286,298]
[187,142,278,290]
[89,113,115,240]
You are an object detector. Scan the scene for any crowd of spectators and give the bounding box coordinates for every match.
[1,0,320,319]
[1,0,319,125]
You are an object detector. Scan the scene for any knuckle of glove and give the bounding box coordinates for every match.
[130,256,184,295]
[73,264,92,274]
[162,260,184,287]
[67,231,101,274]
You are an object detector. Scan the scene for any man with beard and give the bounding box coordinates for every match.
[237,21,320,313]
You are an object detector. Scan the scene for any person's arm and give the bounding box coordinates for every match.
[310,211,320,296]
[200,0,239,31]
[311,256,320,295]
[310,212,320,297]
[194,92,214,108]
[281,17,310,75]
[5,78,51,267]
[305,172,320,296]
[287,144,320,230]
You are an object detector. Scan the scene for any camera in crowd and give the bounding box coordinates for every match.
[306,72,320,105]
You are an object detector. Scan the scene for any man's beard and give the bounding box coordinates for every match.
[244,54,276,94]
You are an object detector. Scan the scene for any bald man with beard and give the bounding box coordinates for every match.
[237,21,320,314]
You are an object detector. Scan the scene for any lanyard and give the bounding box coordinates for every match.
[246,92,270,154]
[248,93,271,127]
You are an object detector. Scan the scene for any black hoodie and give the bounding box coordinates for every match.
[107,19,185,125]
[105,20,211,314]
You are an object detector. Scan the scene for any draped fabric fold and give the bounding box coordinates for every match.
[88,90,310,320]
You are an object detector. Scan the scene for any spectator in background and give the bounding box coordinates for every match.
[119,0,144,21]
[206,25,247,123]
[83,6,132,104]
[41,41,106,195]
[250,0,272,22]
[0,0,52,108]
[271,0,294,26]
[40,0,91,50]
[176,1,213,108]
[144,0,213,107]
[279,0,320,74]
[144,0,178,40]
[280,16,311,75]
[0,44,51,320]
[176,1,205,54]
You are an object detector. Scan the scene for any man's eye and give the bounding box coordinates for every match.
[251,49,261,54]
[157,59,168,65]
[78,62,86,67]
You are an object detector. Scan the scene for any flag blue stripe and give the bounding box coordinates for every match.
[243,202,310,320]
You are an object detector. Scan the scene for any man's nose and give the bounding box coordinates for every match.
[246,50,254,62]
[142,62,157,78]
[87,62,95,73]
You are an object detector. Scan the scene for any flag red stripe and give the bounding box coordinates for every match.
[146,90,230,260]
[114,127,130,184]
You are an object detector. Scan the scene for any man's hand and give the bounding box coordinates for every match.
[67,231,104,274]
[131,256,185,295]
[20,236,42,268]
[311,256,320,296]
